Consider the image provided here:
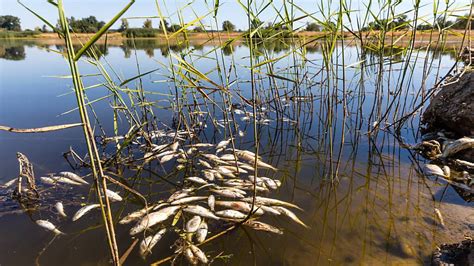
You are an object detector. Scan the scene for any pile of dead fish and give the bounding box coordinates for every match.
[120,138,308,262]
[414,135,474,194]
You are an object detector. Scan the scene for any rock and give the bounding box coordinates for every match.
[432,239,473,266]
[423,71,474,137]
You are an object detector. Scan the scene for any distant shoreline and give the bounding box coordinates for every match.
[1,30,471,48]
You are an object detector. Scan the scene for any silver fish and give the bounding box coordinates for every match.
[442,137,474,158]
[198,159,212,169]
[220,154,237,161]
[272,206,309,228]
[130,206,180,235]
[259,205,281,215]
[183,205,220,220]
[40,176,56,185]
[139,228,167,257]
[211,188,244,199]
[106,189,123,202]
[244,220,283,234]
[55,202,67,218]
[170,142,180,152]
[215,201,264,215]
[222,165,248,174]
[216,139,231,150]
[190,244,208,264]
[242,196,303,210]
[423,164,446,177]
[195,220,208,243]
[58,171,89,185]
[168,188,194,202]
[72,204,100,221]
[3,178,17,188]
[215,209,247,219]
[49,176,83,186]
[186,216,202,233]
[171,196,207,205]
[119,204,160,225]
[208,195,215,211]
[203,170,215,181]
[261,177,279,190]
[186,176,208,185]
[160,154,176,164]
[184,247,198,265]
[36,220,64,235]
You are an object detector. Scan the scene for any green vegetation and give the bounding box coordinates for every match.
[0,15,21,31]
[222,20,236,31]
[66,16,106,33]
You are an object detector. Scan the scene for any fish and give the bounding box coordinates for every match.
[186,147,197,155]
[242,196,303,210]
[3,178,17,188]
[423,164,446,177]
[434,208,445,228]
[151,144,168,152]
[160,154,176,164]
[187,143,214,148]
[203,171,215,181]
[195,221,208,243]
[130,206,180,235]
[184,247,198,265]
[139,228,167,257]
[198,159,212,169]
[55,202,67,218]
[119,204,161,225]
[106,189,123,202]
[243,220,283,234]
[442,166,451,178]
[155,150,175,158]
[442,137,474,158]
[49,176,83,186]
[58,171,89,185]
[259,205,281,215]
[215,209,247,219]
[222,165,248,174]
[36,220,64,235]
[183,205,220,220]
[185,176,208,185]
[168,188,194,202]
[170,196,207,205]
[208,195,215,211]
[72,204,100,221]
[190,244,208,264]
[215,201,264,215]
[272,206,309,228]
[40,176,56,185]
[202,154,220,162]
[186,216,202,233]
[220,154,237,161]
[211,188,244,199]
[170,142,180,152]
[216,139,231,150]
[261,177,279,190]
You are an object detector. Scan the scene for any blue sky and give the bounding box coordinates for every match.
[0,0,471,30]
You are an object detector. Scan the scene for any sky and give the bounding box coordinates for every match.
[0,0,471,31]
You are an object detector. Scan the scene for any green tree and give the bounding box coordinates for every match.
[222,20,235,31]
[119,18,129,32]
[193,26,204,32]
[68,16,105,33]
[306,22,320,31]
[143,19,153,29]
[168,24,181,32]
[159,19,169,32]
[0,15,21,31]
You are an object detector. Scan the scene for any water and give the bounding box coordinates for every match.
[0,39,471,265]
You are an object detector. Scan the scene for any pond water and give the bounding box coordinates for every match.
[0,39,472,265]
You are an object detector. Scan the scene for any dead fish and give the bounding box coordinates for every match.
[216,139,231,150]
[160,154,176,164]
[49,176,83,186]
[243,196,303,210]
[106,189,123,202]
[72,204,100,221]
[244,220,283,234]
[170,142,179,152]
[203,170,215,181]
[139,228,166,257]
[222,165,248,174]
[259,205,281,215]
[423,164,446,177]
[40,176,56,185]
[211,188,244,199]
[184,247,198,265]
[195,220,208,243]
[119,205,157,225]
[272,206,309,228]
[130,206,180,235]
[215,201,264,215]
[216,167,236,178]
[58,171,89,185]
[171,196,207,205]
[55,202,67,218]
[185,176,208,185]
[442,166,451,178]
[155,150,175,158]
[202,154,220,161]
[151,144,168,152]
[190,244,208,264]
[198,159,212,169]
[3,178,17,188]
[208,195,215,211]
[186,216,202,233]
[188,143,214,148]
[168,188,194,202]
[215,209,247,219]
[220,154,237,161]
[442,137,474,158]
[261,177,279,190]
[183,205,220,220]
[36,220,64,235]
